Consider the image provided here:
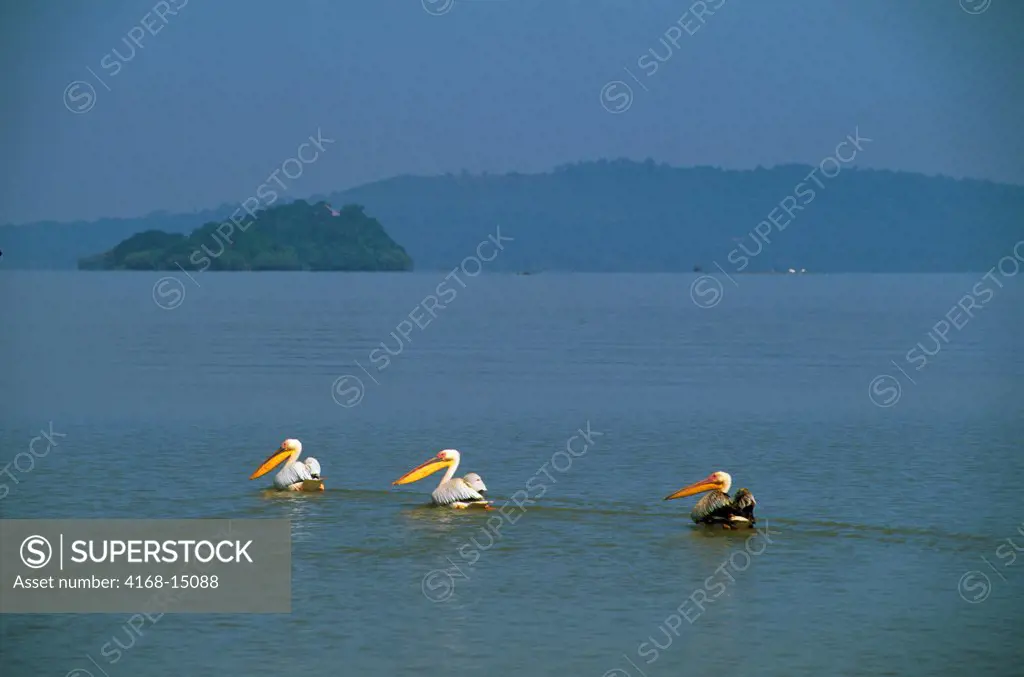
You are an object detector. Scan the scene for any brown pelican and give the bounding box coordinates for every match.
[664,471,756,528]
[392,449,492,509]
[249,438,324,492]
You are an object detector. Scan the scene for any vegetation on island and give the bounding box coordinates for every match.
[78,201,413,271]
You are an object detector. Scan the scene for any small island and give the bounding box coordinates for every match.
[78,200,413,271]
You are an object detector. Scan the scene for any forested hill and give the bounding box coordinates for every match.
[5,161,1023,271]
[78,201,413,272]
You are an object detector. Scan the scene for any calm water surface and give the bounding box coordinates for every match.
[1,271,1022,676]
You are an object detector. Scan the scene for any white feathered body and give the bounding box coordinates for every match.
[273,461,313,490]
[431,474,487,507]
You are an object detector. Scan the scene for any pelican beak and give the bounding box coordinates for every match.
[250,446,291,480]
[664,475,721,501]
[392,454,451,485]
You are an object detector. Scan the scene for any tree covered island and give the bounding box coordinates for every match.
[78,201,413,271]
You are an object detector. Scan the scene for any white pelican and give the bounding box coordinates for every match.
[249,439,324,492]
[664,471,756,529]
[392,449,492,509]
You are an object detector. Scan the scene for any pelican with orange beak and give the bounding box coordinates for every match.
[392,449,492,509]
[664,471,756,528]
[249,438,324,492]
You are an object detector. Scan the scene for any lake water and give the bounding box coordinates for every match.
[1,271,1022,676]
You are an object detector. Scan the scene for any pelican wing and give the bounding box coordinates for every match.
[691,488,757,525]
[274,461,312,490]
[431,478,485,507]
[730,488,757,522]
[690,489,733,523]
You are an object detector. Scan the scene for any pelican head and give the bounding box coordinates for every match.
[664,470,732,500]
[463,472,487,494]
[250,438,302,480]
[392,449,460,485]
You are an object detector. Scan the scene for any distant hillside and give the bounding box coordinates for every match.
[78,201,413,272]
[4,160,1023,271]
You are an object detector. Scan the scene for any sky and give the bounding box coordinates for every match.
[1,0,1021,224]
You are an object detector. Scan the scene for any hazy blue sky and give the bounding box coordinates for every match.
[1,0,1021,223]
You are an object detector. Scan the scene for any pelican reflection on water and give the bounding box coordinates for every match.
[249,438,325,492]
[392,449,493,509]
[664,471,757,529]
